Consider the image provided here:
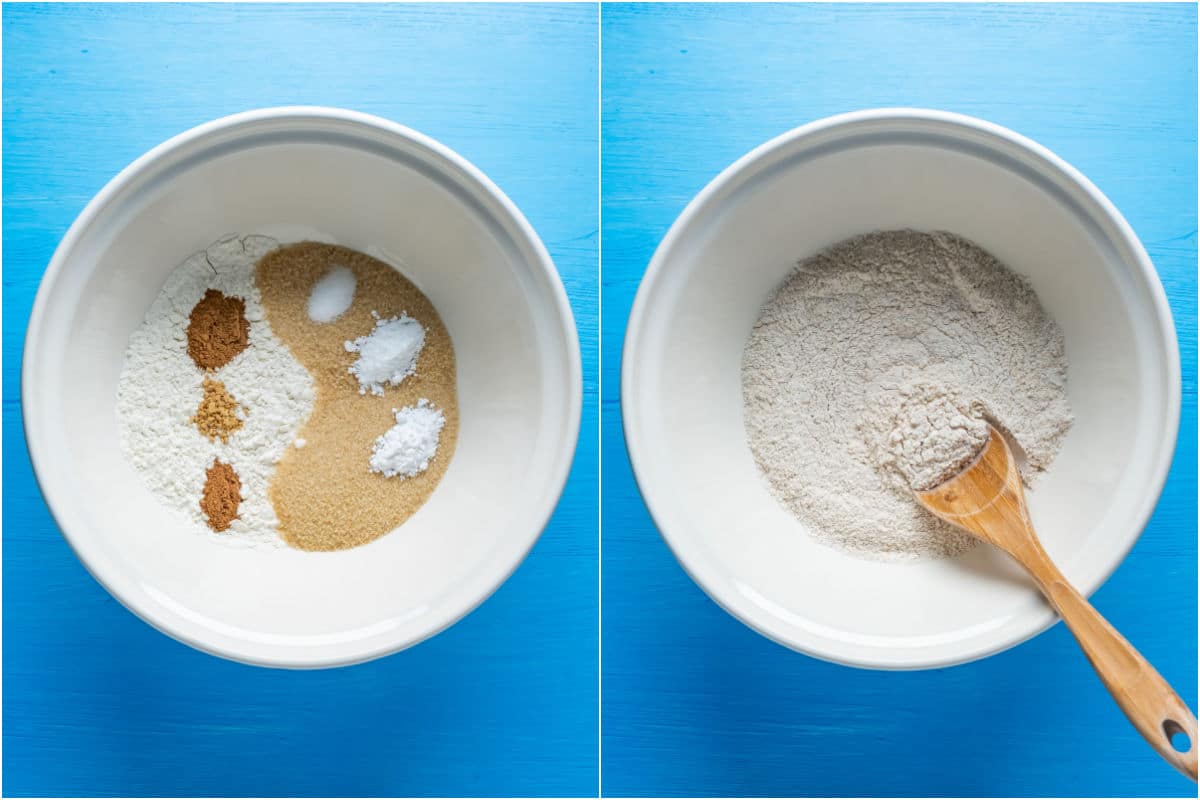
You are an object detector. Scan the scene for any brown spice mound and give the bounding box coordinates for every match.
[192,378,244,442]
[256,242,458,551]
[187,289,249,370]
[201,461,241,532]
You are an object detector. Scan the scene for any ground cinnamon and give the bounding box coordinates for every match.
[187,289,249,370]
[192,378,244,442]
[201,460,241,532]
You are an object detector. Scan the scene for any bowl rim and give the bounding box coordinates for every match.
[21,105,583,669]
[621,107,1182,670]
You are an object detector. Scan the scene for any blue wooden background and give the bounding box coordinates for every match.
[3,4,598,797]
[601,4,1197,797]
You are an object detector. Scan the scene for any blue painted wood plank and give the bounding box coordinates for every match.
[3,4,598,797]
[601,4,1197,797]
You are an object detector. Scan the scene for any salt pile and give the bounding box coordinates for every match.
[307,265,356,323]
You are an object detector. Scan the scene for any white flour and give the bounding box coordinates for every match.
[116,234,315,549]
[742,230,1074,560]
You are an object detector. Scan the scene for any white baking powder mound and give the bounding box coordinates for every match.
[369,399,445,478]
[116,234,315,549]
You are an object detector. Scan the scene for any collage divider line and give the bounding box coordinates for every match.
[596,2,603,797]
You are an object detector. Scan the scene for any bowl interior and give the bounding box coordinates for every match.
[625,115,1177,668]
[24,114,578,666]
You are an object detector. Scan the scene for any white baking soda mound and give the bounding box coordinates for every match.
[344,313,426,395]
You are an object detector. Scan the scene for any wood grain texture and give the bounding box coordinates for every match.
[600,3,1197,797]
[2,4,598,797]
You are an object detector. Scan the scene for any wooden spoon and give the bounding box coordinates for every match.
[915,426,1198,781]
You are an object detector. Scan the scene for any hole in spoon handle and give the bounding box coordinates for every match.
[1158,714,1198,781]
[1164,720,1192,754]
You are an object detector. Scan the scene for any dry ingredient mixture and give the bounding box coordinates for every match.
[117,235,314,548]
[118,235,457,551]
[742,230,1073,560]
[868,381,990,492]
[257,242,458,552]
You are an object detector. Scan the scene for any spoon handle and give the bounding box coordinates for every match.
[1021,545,1198,781]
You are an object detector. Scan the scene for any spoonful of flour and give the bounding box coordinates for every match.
[867,382,990,492]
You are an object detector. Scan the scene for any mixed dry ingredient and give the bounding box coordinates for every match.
[869,380,991,492]
[256,242,458,551]
[117,235,312,547]
[117,235,457,551]
[743,230,1074,560]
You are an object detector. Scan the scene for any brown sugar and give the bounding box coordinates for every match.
[256,242,458,551]
[201,461,241,532]
[192,378,244,442]
[187,289,250,370]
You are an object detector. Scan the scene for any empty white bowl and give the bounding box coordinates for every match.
[23,107,581,667]
[622,109,1179,669]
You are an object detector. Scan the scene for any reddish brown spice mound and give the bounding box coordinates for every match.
[187,289,249,370]
[201,460,241,532]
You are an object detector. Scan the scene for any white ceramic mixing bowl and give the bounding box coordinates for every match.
[23,107,581,668]
[622,108,1180,669]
